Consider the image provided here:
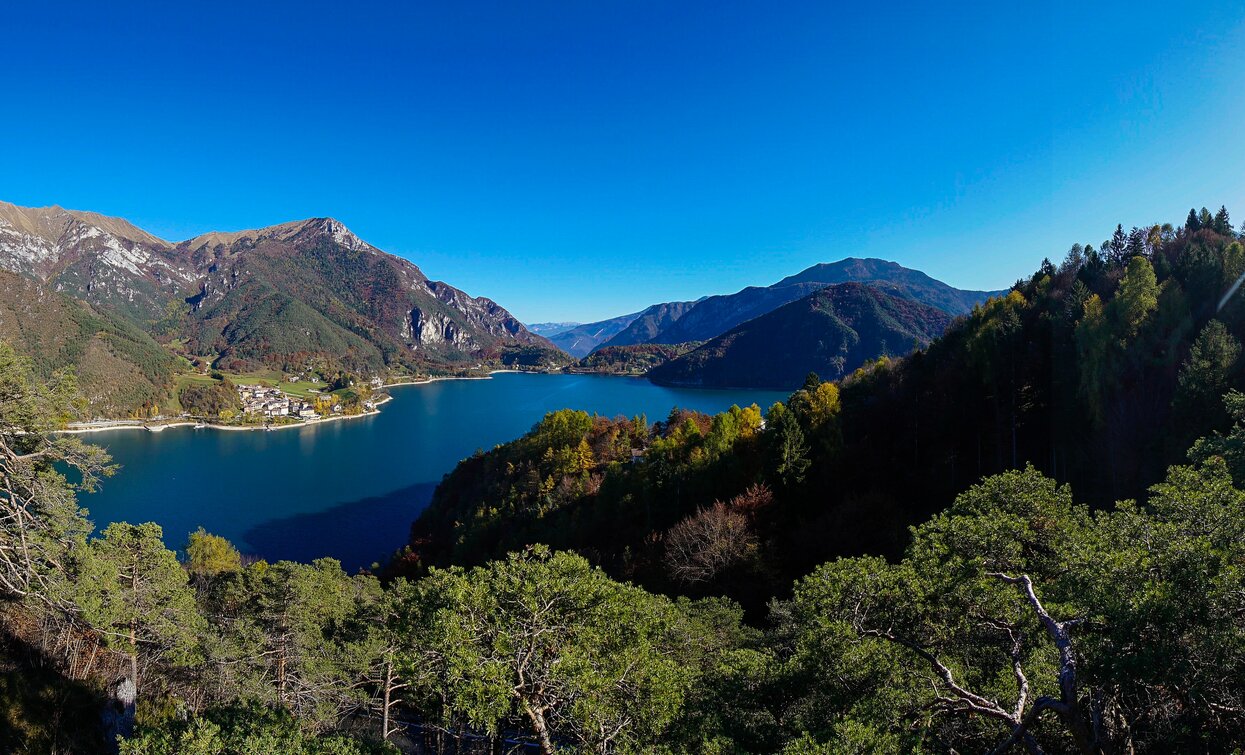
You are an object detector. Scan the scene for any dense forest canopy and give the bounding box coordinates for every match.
[0,207,1244,752]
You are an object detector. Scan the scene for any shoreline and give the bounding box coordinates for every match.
[59,395,394,436]
[56,370,546,436]
[55,369,631,436]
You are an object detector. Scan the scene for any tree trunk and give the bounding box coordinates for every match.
[522,701,556,755]
[382,655,394,740]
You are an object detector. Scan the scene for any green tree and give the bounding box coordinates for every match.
[0,342,110,605]
[75,522,204,700]
[1174,319,1241,437]
[396,546,694,754]
[185,528,243,581]
[767,403,810,488]
[207,559,381,727]
[787,468,1100,752]
[121,702,397,755]
[1189,389,1245,484]
[1214,205,1233,235]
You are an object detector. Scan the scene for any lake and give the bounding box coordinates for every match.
[79,373,787,569]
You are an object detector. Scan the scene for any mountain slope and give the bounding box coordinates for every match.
[527,322,581,337]
[548,312,644,358]
[173,217,552,371]
[596,300,700,349]
[0,201,196,323]
[647,282,953,390]
[604,258,998,349]
[0,202,552,376]
[0,271,177,414]
[774,257,1000,314]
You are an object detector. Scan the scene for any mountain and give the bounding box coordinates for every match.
[598,258,999,349]
[774,258,1000,315]
[593,300,700,349]
[573,342,701,375]
[171,217,552,372]
[548,312,644,358]
[0,202,553,379]
[527,322,581,337]
[636,283,830,346]
[0,201,197,323]
[647,282,953,390]
[0,270,177,414]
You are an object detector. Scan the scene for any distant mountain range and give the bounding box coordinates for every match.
[648,283,955,390]
[526,322,581,337]
[0,201,555,412]
[560,258,998,360]
[545,312,644,358]
[0,199,1005,409]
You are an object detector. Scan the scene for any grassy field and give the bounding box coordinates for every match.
[167,370,328,413]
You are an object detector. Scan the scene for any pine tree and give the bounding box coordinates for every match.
[1187,208,1202,232]
[1214,205,1233,235]
[75,523,204,701]
[768,405,810,487]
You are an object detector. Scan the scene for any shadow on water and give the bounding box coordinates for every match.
[242,482,437,571]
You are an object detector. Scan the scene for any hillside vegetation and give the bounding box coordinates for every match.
[647,282,953,389]
[0,271,177,415]
[400,207,1245,595]
[2,207,1245,753]
[574,342,702,374]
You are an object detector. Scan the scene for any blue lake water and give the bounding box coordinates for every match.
[79,373,787,570]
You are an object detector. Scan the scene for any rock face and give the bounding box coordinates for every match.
[0,201,196,323]
[647,283,954,390]
[0,200,552,374]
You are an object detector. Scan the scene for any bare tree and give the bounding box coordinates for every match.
[665,501,757,584]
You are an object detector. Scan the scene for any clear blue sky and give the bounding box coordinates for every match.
[3,2,1244,323]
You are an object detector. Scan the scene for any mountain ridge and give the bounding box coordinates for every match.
[647,282,954,390]
[0,201,557,411]
[592,257,999,353]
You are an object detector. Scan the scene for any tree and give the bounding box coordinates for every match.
[1081,459,1245,750]
[120,702,397,755]
[397,546,694,754]
[1214,205,1234,235]
[185,528,242,581]
[1187,208,1202,232]
[207,559,381,727]
[0,342,110,605]
[75,523,204,701]
[1173,319,1241,437]
[665,500,757,584]
[787,468,1104,753]
[1189,390,1245,484]
[1110,256,1159,339]
[767,403,810,488]
[1200,207,1215,230]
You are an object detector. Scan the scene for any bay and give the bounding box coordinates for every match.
[79,373,787,570]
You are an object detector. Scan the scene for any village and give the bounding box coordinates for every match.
[235,384,377,421]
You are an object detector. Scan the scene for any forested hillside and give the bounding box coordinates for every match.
[574,342,702,374]
[403,207,1245,595]
[647,282,952,389]
[0,271,177,415]
[3,207,1245,753]
[3,307,1245,751]
[0,203,557,414]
